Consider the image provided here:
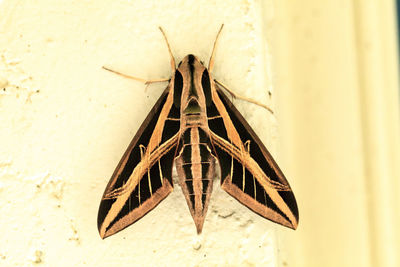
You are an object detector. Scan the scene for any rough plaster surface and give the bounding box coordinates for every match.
[0,1,288,266]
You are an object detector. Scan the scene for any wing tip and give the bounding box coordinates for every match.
[287,219,299,230]
[98,223,110,239]
[97,179,174,239]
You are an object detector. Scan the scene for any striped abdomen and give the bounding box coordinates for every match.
[175,126,215,233]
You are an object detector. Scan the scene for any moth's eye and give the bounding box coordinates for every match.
[201,69,212,106]
[173,70,183,107]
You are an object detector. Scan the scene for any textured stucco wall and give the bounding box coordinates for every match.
[0,1,286,266]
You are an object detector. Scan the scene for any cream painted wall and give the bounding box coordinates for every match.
[0,1,288,266]
[273,1,400,267]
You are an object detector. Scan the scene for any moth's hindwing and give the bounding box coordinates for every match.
[97,83,181,239]
[207,84,299,229]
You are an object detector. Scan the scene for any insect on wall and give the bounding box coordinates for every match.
[97,25,298,238]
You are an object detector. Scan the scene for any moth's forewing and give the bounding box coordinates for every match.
[97,84,181,239]
[208,84,299,229]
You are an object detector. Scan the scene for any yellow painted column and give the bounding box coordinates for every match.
[273,1,400,266]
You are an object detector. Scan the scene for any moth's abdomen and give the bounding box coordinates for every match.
[175,127,216,233]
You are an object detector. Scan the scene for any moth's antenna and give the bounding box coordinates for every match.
[158,27,176,70]
[208,24,224,72]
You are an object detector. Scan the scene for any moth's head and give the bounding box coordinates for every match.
[173,54,212,109]
[177,54,205,68]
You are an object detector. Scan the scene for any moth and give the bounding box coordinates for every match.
[98,25,298,239]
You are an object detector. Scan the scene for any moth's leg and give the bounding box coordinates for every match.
[215,79,274,114]
[102,66,170,85]
[208,24,224,72]
[158,27,176,70]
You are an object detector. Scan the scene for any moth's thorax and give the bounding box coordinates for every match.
[176,54,209,128]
